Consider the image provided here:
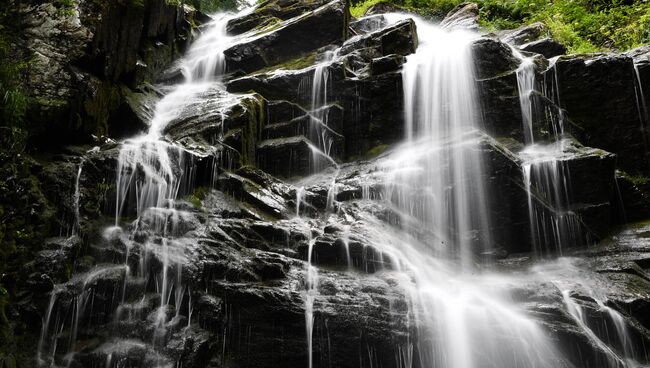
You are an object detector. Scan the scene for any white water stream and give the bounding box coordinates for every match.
[37,5,648,368]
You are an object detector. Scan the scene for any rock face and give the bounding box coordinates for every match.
[546,54,649,173]
[7,0,650,367]
[224,0,350,73]
[440,2,479,31]
[19,0,204,147]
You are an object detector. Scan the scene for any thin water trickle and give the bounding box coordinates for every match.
[516,56,536,144]
[534,258,642,367]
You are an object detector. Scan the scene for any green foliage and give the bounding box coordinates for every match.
[184,186,210,209]
[350,0,650,52]
[187,0,239,12]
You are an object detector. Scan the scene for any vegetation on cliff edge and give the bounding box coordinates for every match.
[350,0,650,53]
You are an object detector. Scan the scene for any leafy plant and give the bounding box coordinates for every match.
[350,0,650,52]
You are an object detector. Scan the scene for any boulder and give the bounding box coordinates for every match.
[498,22,547,46]
[520,37,566,58]
[226,0,331,35]
[440,2,479,31]
[223,0,350,74]
[350,14,388,34]
[472,36,520,80]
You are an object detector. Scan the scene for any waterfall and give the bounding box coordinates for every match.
[375,15,563,368]
[516,56,536,144]
[535,258,641,367]
[514,53,583,254]
[385,17,491,269]
[37,10,251,367]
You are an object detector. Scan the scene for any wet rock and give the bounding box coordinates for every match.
[224,0,349,74]
[614,172,650,222]
[256,136,335,178]
[498,22,547,46]
[370,54,405,75]
[440,2,479,31]
[472,36,520,79]
[266,100,308,123]
[547,54,648,173]
[339,18,418,59]
[350,14,388,34]
[520,37,566,58]
[20,0,202,147]
[227,0,331,35]
[626,45,650,137]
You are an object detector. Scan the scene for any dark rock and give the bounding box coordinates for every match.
[226,0,331,35]
[19,0,202,148]
[626,46,650,145]
[216,169,291,218]
[546,54,649,173]
[256,136,336,178]
[339,18,418,59]
[164,90,266,165]
[472,37,520,80]
[440,2,479,31]
[224,0,350,74]
[266,100,308,123]
[370,54,405,75]
[520,37,566,58]
[614,172,650,222]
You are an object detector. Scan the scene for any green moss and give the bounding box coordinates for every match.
[256,52,317,74]
[81,82,122,137]
[184,186,210,209]
[625,173,650,186]
[240,94,266,166]
[366,144,390,158]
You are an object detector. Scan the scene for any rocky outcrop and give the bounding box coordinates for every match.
[8,1,650,367]
[227,0,332,35]
[520,37,566,58]
[546,54,649,174]
[19,0,204,147]
[440,2,479,31]
[498,22,548,46]
[224,0,350,74]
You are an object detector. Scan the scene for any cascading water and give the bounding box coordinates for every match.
[514,53,583,254]
[37,10,250,368]
[633,64,650,151]
[34,4,650,368]
[386,17,491,269]
[513,40,640,368]
[375,15,564,368]
[534,258,642,367]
